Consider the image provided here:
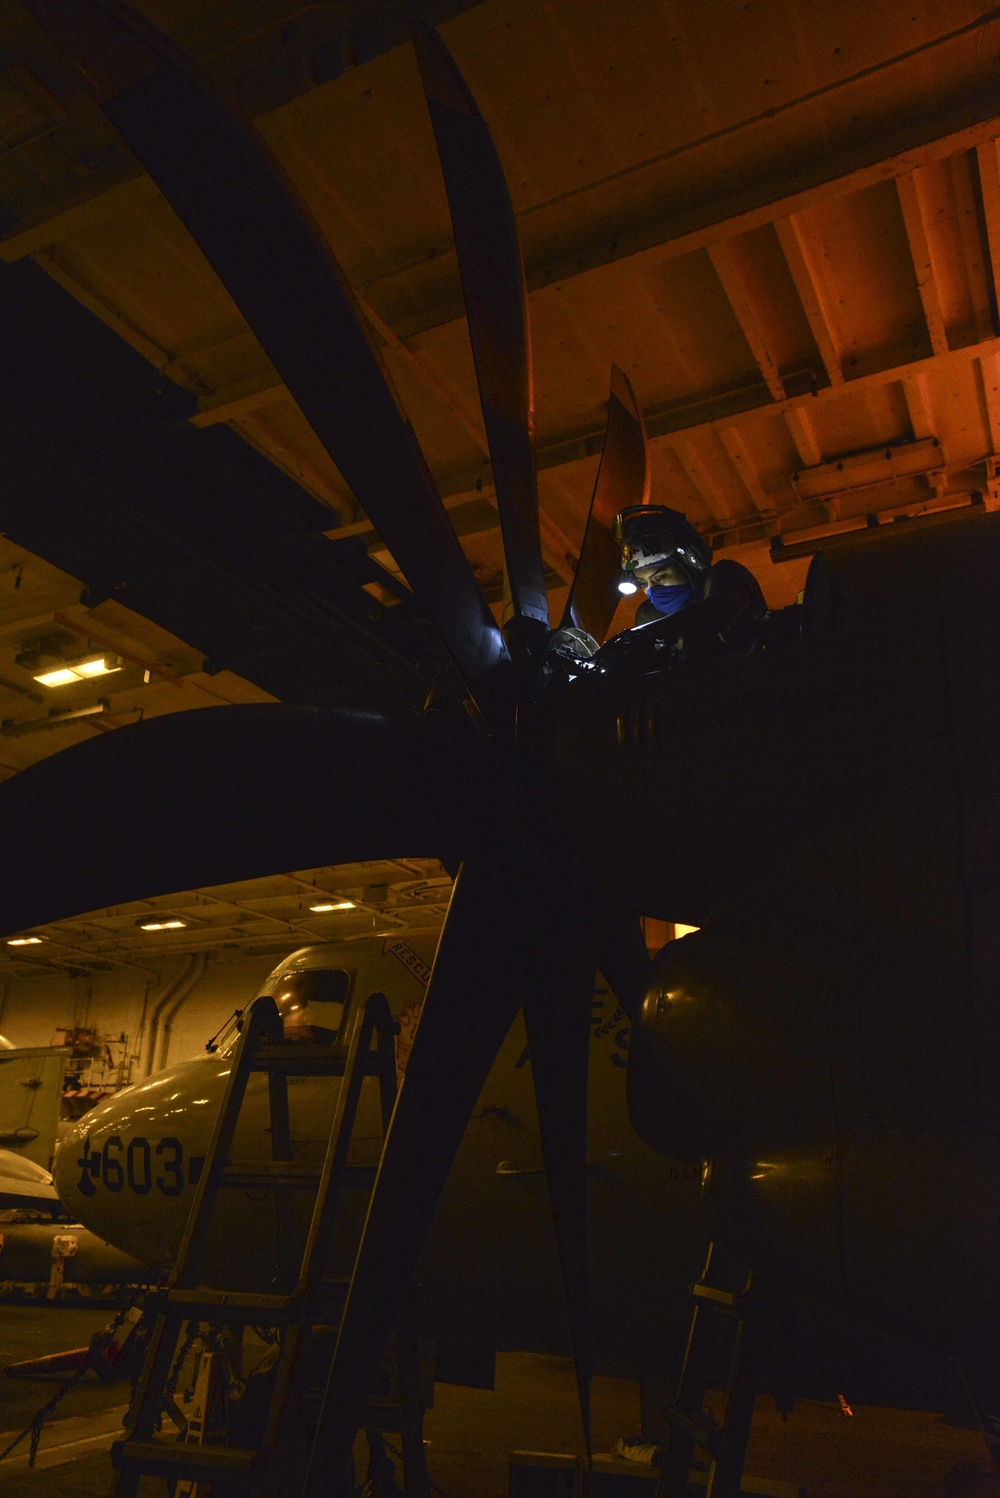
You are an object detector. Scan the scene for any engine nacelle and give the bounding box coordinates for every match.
[552,511,1000,1371]
[627,917,844,1296]
[627,886,1000,1368]
[628,925,832,1163]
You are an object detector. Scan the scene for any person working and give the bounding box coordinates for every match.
[611,504,767,660]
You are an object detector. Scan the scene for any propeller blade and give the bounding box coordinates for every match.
[597,912,651,1023]
[305,856,529,1489]
[0,704,475,935]
[522,906,598,1461]
[25,0,508,716]
[561,365,650,643]
[414,23,549,642]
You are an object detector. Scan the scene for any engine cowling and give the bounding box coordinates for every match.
[628,922,832,1163]
[550,507,1000,1369]
[627,913,844,1297]
[626,884,1000,1368]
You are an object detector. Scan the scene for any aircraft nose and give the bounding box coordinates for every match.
[54,1113,114,1220]
[51,1058,226,1266]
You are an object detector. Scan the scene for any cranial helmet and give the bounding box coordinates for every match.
[613,505,713,588]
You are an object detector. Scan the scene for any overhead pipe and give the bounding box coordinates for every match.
[131,970,157,1078]
[155,952,208,1074]
[144,954,203,1076]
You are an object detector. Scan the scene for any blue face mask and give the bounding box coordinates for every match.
[646,582,694,617]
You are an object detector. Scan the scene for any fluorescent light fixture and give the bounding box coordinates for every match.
[6,936,43,946]
[34,654,123,688]
[309,900,355,913]
[617,578,638,596]
[136,918,187,932]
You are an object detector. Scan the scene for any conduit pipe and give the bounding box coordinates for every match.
[144,954,203,1077]
[155,952,207,1074]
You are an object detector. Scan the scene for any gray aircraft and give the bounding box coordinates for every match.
[49,932,964,1421]
[53,931,707,1386]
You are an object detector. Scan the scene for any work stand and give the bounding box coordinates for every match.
[656,1244,804,1498]
[111,990,430,1498]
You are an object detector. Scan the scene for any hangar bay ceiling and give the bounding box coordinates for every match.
[0,858,451,976]
[0,0,998,770]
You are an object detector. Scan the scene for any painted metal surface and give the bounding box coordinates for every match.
[52,933,705,1380]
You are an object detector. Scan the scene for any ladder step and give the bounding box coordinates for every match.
[220,1162,322,1190]
[155,1278,353,1326]
[691,1283,741,1312]
[112,1438,258,1482]
[250,1043,384,1076]
[217,1162,377,1191]
[161,1288,298,1322]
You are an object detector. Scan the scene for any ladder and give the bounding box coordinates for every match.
[658,1244,803,1498]
[112,988,429,1498]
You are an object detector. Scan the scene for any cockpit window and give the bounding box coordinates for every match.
[273,969,351,1044]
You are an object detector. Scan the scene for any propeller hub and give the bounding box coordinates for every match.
[501,613,550,663]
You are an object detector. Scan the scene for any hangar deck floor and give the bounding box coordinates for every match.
[0,1311,993,1497]
[0,1306,128,1434]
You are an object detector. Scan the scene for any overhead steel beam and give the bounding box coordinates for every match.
[236,410,356,518]
[716,427,772,514]
[902,372,935,440]
[707,243,785,402]
[334,332,1000,553]
[3,21,1000,335]
[8,21,999,558]
[388,107,1000,345]
[774,217,843,387]
[8,4,1000,577]
[166,108,1000,511]
[784,409,824,469]
[978,351,1000,456]
[975,140,1000,335]
[0,0,490,264]
[143,108,1000,406]
[896,172,949,357]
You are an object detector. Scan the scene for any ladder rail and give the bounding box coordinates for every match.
[257,994,397,1464]
[268,1052,298,1288]
[117,997,286,1469]
[176,996,285,1290]
[298,992,396,1301]
[659,1244,754,1498]
[115,990,405,1498]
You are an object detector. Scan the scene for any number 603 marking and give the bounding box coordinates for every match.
[101,1135,185,1196]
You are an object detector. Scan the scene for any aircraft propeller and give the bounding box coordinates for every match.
[562,365,650,642]
[413,22,549,651]
[10,1,653,1485]
[23,0,508,719]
